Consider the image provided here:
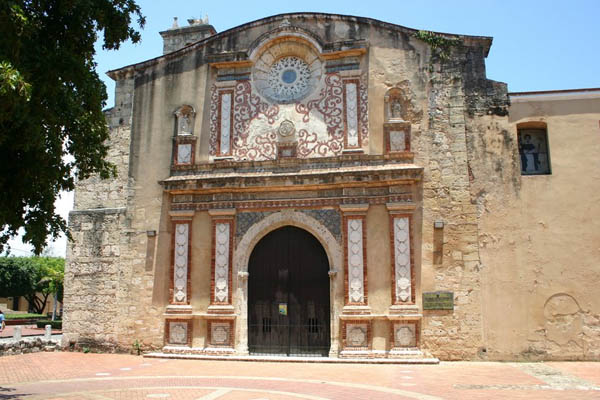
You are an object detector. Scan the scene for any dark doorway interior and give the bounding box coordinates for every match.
[248,226,330,356]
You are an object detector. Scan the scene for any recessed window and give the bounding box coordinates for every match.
[518,128,551,175]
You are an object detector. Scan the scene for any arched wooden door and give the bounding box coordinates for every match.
[248,226,330,356]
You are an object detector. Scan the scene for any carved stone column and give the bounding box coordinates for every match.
[166,210,195,315]
[340,204,370,315]
[208,209,236,314]
[164,210,194,347]
[387,202,419,315]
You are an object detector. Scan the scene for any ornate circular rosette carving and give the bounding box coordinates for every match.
[267,56,310,102]
[278,120,295,137]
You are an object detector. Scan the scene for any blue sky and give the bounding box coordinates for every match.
[96,0,600,108]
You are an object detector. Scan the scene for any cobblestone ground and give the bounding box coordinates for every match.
[0,353,599,399]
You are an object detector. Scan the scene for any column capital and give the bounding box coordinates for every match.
[208,208,236,217]
[339,203,369,215]
[169,210,195,221]
[386,202,417,212]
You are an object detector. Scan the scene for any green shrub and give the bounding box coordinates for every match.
[4,313,45,320]
[35,320,62,329]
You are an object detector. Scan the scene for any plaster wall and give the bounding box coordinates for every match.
[477,96,600,360]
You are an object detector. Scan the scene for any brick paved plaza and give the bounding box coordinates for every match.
[0,353,599,399]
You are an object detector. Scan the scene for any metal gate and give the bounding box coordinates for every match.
[248,226,330,356]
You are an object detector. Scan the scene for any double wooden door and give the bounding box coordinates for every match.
[248,226,330,356]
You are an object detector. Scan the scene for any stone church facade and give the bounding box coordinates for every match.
[63,13,600,361]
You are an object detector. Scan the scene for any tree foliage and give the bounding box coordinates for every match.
[0,0,145,254]
[0,256,64,314]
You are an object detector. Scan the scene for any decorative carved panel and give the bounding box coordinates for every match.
[219,92,232,155]
[210,214,234,308]
[208,72,368,161]
[343,80,360,149]
[385,122,411,153]
[210,322,231,346]
[342,320,371,350]
[177,143,192,164]
[389,130,406,152]
[214,222,230,303]
[393,216,412,303]
[173,223,189,303]
[346,217,366,304]
[166,320,191,346]
[393,323,416,347]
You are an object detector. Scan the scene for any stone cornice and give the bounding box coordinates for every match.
[106,13,493,80]
[161,163,422,194]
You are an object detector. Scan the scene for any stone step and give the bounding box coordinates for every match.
[145,351,439,364]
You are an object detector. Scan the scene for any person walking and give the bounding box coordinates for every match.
[0,310,5,333]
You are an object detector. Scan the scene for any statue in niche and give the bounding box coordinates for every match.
[174,105,195,136]
[390,98,403,120]
[179,114,191,135]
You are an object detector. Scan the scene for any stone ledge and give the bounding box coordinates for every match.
[70,207,126,216]
[144,352,439,364]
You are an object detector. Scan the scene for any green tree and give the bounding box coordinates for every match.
[0,256,64,314]
[0,0,145,254]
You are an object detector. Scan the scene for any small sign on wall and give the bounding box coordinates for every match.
[278,303,288,316]
[423,291,454,310]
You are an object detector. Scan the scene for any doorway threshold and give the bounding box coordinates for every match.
[143,352,439,364]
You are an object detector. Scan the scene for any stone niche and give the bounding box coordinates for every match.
[172,105,197,166]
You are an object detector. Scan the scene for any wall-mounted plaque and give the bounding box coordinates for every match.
[278,303,288,316]
[423,291,454,310]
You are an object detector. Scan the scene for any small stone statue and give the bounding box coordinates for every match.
[179,114,191,135]
[391,99,402,119]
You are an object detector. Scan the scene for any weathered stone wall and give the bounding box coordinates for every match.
[64,76,140,350]
[63,209,124,349]
[0,338,59,357]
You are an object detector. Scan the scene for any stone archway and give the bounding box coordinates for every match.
[233,210,342,355]
[248,225,330,355]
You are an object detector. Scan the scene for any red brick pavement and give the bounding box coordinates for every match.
[0,352,599,399]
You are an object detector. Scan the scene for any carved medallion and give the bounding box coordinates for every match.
[278,120,295,138]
